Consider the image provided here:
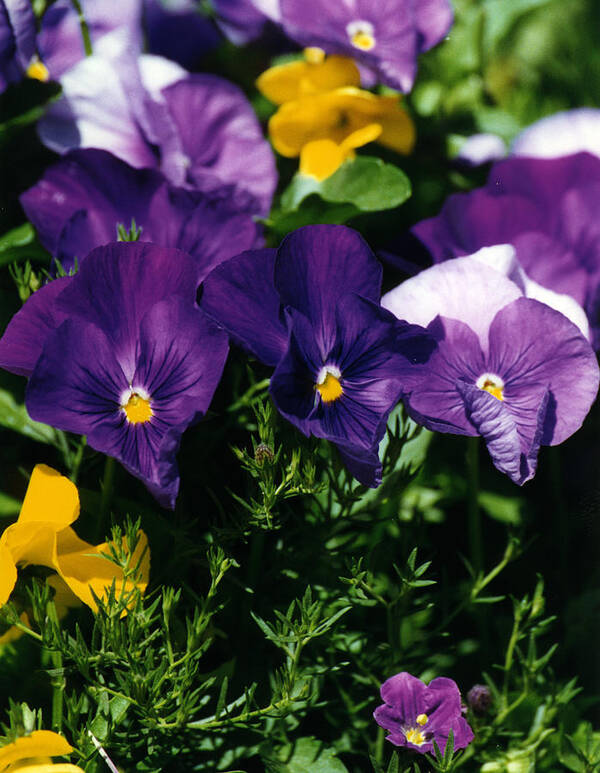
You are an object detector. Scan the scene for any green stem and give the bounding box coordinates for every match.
[374,726,385,765]
[69,436,87,484]
[50,649,65,732]
[70,0,93,56]
[97,456,116,541]
[466,437,483,576]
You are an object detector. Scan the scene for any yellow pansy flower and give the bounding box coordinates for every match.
[0,730,83,772]
[0,464,150,614]
[256,48,360,105]
[268,87,415,180]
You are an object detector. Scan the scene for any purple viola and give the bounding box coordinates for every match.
[212,0,278,44]
[0,0,38,91]
[374,671,474,755]
[20,148,263,273]
[200,225,433,486]
[37,50,277,216]
[0,243,228,508]
[411,152,600,348]
[382,255,599,485]
[279,0,453,93]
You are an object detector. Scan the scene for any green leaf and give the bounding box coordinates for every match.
[0,389,61,446]
[280,156,411,214]
[266,737,349,773]
[478,490,524,525]
[0,491,21,517]
[0,224,49,266]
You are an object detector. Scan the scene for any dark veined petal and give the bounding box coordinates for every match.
[200,248,288,367]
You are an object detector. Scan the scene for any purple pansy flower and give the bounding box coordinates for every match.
[20,148,263,273]
[0,243,228,508]
[0,0,37,92]
[382,255,599,484]
[279,0,453,93]
[374,672,474,754]
[412,152,600,348]
[212,0,277,44]
[38,50,277,216]
[200,225,433,486]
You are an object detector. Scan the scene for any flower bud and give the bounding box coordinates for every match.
[467,684,492,715]
[254,442,275,465]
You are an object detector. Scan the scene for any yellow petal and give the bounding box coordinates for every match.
[18,466,79,530]
[0,543,18,607]
[257,55,360,105]
[3,523,60,571]
[0,732,73,770]
[56,530,150,613]
[268,87,413,158]
[299,140,348,180]
[340,123,383,151]
[46,575,81,619]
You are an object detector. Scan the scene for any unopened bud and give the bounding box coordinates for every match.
[254,442,274,465]
[467,684,492,715]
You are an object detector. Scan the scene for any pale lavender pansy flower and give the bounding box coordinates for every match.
[279,0,453,93]
[0,243,229,508]
[38,49,277,216]
[382,255,599,485]
[200,225,434,487]
[20,148,263,273]
[412,152,600,348]
[374,672,474,754]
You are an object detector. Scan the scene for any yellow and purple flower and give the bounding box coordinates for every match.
[200,225,433,486]
[0,243,229,508]
[374,671,474,754]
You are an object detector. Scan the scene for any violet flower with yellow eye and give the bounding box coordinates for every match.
[0,243,229,508]
[200,225,434,486]
[374,672,474,754]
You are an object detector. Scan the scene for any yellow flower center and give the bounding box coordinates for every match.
[404,727,427,746]
[476,372,505,401]
[304,47,326,64]
[26,57,49,82]
[347,21,376,51]
[416,713,429,726]
[316,368,343,403]
[122,391,153,424]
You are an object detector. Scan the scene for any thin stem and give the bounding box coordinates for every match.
[70,0,93,56]
[69,436,87,485]
[50,649,65,732]
[97,456,116,542]
[466,437,483,576]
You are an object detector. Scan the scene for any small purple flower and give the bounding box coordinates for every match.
[382,256,599,484]
[38,51,277,216]
[20,148,263,273]
[0,0,37,92]
[200,225,433,486]
[0,243,228,508]
[374,672,474,754]
[279,0,453,93]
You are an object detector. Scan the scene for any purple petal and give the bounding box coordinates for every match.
[379,672,428,720]
[415,0,453,52]
[55,242,202,379]
[0,278,71,377]
[144,0,221,69]
[486,298,599,445]
[382,257,522,352]
[402,316,484,436]
[335,441,382,487]
[275,225,382,357]
[457,380,530,484]
[200,248,288,367]
[160,74,277,215]
[0,0,36,90]
[212,0,270,43]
